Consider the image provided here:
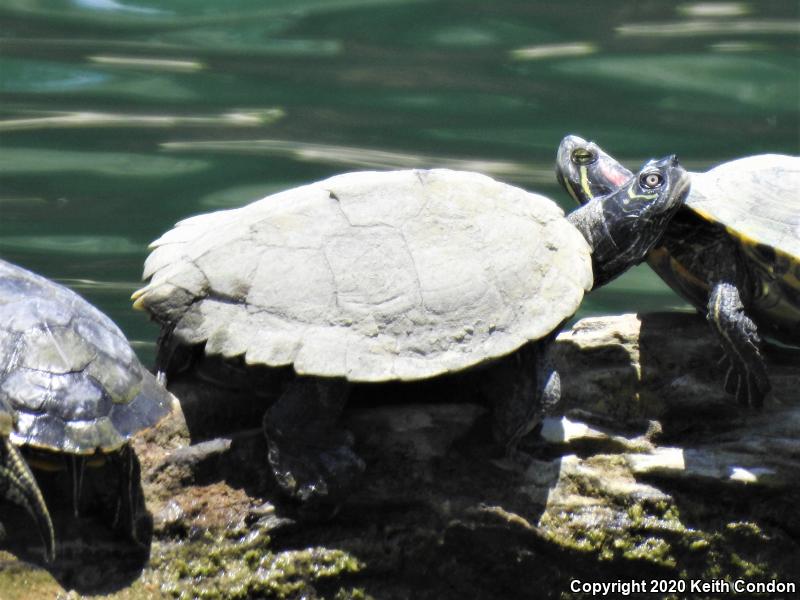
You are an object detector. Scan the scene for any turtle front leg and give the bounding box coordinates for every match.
[707,281,771,408]
[487,337,561,458]
[263,378,364,506]
[0,437,55,562]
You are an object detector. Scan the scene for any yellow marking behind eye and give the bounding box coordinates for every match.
[627,185,657,201]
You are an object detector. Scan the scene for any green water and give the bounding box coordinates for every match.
[1,0,798,365]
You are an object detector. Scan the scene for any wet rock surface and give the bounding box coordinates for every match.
[1,312,798,599]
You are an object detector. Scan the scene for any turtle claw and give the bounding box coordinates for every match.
[723,364,739,397]
[737,365,769,409]
[719,354,769,409]
[735,374,768,409]
[743,366,768,409]
[733,376,749,408]
[265,431,365,506]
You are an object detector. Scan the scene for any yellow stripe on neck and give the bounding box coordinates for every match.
[579,166,594,200]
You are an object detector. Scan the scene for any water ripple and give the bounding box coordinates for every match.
[0,147,209,176]
[0,235,143,255]
[161,139,556,185]
[617,19,800,37]
[0,109,283,131]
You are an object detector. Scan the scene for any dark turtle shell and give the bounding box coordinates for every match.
[686,155,800,341]
[688,155,799,260]
[0,259,173,455]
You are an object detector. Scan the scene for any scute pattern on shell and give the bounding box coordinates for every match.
[137,169,593,382]
[688,154,800,260]
[0,260,173,454]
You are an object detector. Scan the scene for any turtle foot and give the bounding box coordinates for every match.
[707,282,771,410]
[265,430,365,506]
[261,377,358,507]
[721,354,771,409]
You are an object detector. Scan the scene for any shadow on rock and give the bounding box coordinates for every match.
[259,424,560,600]
[142,362,567,599]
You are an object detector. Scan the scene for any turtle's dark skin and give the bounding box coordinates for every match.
[137,160,689,507]
[0,397,54,561]
[565,155,689,289]
[0,259,173,559]
[556,135,800,408]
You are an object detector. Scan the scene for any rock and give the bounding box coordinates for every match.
[552,312,797,421]
[1,312,798,599]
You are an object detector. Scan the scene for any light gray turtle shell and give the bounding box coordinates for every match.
[0,259,173,455]
[688,154,800,259]
[136,169,593,382]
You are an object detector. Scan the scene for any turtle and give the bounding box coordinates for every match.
[133,163,689,505]
[556,134,800,408]
[0,258,175,559]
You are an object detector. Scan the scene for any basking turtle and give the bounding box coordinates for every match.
[0,259,174,558]
[134,164,688,504]
[556,135,800,408]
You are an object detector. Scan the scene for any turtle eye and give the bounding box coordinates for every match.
[571,148,596,166]
[640,171,664,189]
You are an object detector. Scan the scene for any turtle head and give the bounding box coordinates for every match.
[567,154,690,288]
[556,135,634,205]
